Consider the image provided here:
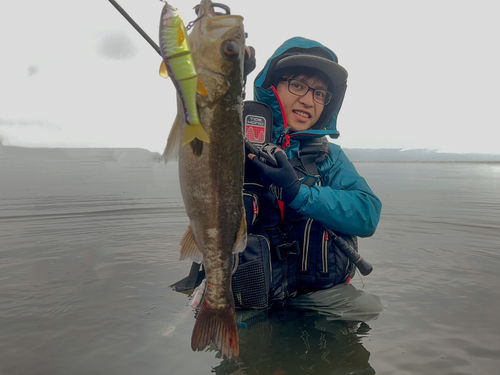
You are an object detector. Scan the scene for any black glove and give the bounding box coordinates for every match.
[243,46,256,85]
[250,151,301,204]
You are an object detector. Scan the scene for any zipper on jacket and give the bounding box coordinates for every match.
[301,218,314,271]
[270,86,290,149]
[341,258,351,283]
[243,191,259,225]
[252,234,273,286]
[322,230,329,273]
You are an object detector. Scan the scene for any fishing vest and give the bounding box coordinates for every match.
[232,137,357,309]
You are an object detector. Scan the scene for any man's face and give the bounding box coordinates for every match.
[276,75,327,132]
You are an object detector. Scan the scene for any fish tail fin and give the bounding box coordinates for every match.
[181,124,210,146]
[191,300,239,359]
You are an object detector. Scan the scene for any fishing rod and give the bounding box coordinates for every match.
[324,227,373,276]
[108,0,231,55]
[108,0,162,57]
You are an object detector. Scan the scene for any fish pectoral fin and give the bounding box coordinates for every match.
[196,79,208,96]
[180,226,204,263]
[159,61,169,78]
[181,124,210,146]
[233,210,247,254]
[162,115,181,162]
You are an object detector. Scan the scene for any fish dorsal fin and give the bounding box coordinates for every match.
[159,61,169,78]
[162,114,181,162]
[180,226,203,263]
[196,79,207,96]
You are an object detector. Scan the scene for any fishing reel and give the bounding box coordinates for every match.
[242,101,284,167]
[245,141,286,168]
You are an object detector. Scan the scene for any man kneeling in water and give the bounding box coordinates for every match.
[235,36,382,308]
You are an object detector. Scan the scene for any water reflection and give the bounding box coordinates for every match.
[4,149,500,374]
[213,308,376,374]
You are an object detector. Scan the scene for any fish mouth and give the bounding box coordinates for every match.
[189,1,245,106]
[193,0,243,30]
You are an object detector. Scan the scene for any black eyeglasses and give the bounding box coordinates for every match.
[279,78,333,105]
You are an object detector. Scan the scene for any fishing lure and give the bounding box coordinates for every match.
[159,2,209,146]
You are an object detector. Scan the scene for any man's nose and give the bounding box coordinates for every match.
[298,88,315,106]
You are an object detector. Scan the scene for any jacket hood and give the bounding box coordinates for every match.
[254,37,348,141]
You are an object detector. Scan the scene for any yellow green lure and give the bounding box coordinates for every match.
[159,2,209,146]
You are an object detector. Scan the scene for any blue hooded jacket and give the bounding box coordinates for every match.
[254,37,381,237]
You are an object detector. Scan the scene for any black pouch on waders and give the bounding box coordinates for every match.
[232,156,281,310]
[231,232,272,309]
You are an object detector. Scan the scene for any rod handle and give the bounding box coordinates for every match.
[355,257,373,276]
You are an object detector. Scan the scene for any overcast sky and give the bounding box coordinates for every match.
[1,0,499,154]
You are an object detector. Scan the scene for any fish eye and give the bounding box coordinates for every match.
[220,40,240,58]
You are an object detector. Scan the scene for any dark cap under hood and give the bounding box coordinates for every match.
[254,37,348,138]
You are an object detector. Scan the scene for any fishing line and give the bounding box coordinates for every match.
[356,269,366,288]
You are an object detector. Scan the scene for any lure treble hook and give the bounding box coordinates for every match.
[187,2,231,30]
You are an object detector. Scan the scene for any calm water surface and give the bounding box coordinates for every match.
[1,147,499,374]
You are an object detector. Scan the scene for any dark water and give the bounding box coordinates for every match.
[1,147,499,374]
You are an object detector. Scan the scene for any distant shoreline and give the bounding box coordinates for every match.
[352,160,500,164]
[1,144,500,163]
[343,148,500,162]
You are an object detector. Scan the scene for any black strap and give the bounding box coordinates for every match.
[289,137,329,186]
[274,241,300,260]
[297,151,320,176]
[169,262,205,292]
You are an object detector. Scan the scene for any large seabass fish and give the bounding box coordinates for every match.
[162,0,247,360]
